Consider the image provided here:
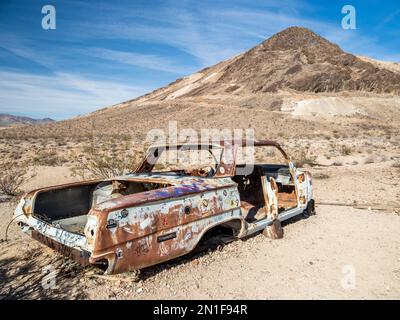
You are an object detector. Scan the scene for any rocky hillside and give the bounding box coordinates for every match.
[137,27,400,102]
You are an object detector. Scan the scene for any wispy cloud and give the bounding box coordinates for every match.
[0,71,149,119]
[79,3,388,66]
[374,8,400,31]
[83,47,192,74]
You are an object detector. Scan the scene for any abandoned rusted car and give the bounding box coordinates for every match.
[14,140,314,274]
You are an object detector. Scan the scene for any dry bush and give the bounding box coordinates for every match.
[392,161,400,168]
[391,160,400,174]
[292,150,318,168]
[32,149,67,166]
[313,172,330,179]
[71,144,141,180]
[340,144,352,155]
[0,163,35,196]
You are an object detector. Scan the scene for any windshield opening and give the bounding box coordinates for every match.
[151,146,223,174]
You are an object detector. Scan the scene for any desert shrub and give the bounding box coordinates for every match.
[391,161,400,168]
[269,98,283,111]
[292,150,318,167]
[71,144,141,179]
[340,144,352,155]
[57,140,67,146]
[332,161,343,166]
[313,172,330,179]
[32,149,67,166]
[0,163,35,196]
[9,151,23,160]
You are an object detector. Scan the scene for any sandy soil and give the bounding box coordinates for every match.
[1,164,399,300]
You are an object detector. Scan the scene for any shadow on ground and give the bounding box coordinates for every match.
[0,245,88,300]
[0,212,311,298]
[136,213,310,282]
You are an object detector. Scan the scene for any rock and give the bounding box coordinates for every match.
[191,259,199,266]
[0,195,12,203]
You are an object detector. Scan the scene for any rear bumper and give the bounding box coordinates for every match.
[31,230,90,266]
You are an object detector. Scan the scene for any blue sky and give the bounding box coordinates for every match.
[0,0,399,120]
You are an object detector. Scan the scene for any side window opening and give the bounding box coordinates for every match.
[234,145,298,221]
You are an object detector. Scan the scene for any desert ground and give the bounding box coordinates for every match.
[0,89,399,301]
[1,27,400,299]
[0,156,399,299]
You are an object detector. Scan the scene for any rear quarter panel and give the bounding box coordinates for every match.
[89,185,242,274]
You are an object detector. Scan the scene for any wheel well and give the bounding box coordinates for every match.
[195,219,243,251]
[219,219,243,236]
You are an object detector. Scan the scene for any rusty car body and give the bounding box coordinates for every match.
[14,140,314,274]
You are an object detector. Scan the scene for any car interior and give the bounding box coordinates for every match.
[33,180,170,234]
[233,164,298,222]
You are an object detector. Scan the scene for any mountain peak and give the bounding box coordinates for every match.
[135,27,400,100]
[261,26,340,51]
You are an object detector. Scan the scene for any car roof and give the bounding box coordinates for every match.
[149,139,282,149]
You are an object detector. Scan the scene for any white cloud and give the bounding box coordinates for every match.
[83,47,193,74]
[0,71,148,119]
[80,4,378,66]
